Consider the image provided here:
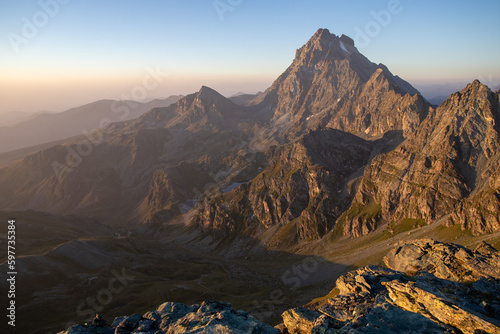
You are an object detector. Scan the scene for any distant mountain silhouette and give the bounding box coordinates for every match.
[0,96,183,153]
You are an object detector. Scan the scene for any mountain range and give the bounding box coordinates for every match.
[0,28,499,333]
[0,95,183,153]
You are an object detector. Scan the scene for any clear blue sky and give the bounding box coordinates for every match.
[1,0,499,113]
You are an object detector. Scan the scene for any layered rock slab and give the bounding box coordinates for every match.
[283,240,500,334]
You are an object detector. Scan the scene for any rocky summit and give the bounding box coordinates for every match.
[259,29,430,141]
[341,80,500,237]
[59,240,500,334]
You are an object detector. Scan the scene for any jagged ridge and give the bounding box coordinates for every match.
[259,28,430,141]
[343,80,500,236]
[192,128,374,245]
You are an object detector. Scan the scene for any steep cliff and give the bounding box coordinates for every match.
[342,81,500,236]
[259,29,430,141]
[192,129,374,245]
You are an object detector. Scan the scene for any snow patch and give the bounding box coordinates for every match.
[339,41,350,55]
[222,182,244,193]
[88,277,99,285]
[181,199,197,212]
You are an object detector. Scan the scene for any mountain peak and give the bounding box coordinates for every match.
[308,28,347,50]
[448,80,496,106]
[194,85,234,105]
[464,79,490,93]
[294,29,359,67]
[311,28,335,42]
[189,85,246,122]
[197,85,222,98]
[311,29,355,47]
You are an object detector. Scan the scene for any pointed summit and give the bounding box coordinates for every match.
[310,28,336,43]
[138,85,243,128]
[198,85,214,92]
[295,29,358,66]
[413,80,499,152]
[259,28,428,141]
[461,79,493,96]
[196,86,227,102]
[192,85,241,115]
[310,29,354,51]
[180,85,247,126]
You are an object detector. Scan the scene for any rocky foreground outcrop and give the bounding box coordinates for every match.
[287,239,500,334]
[59,300,280,334]
[384,238,500,282]
[60,240,500,333]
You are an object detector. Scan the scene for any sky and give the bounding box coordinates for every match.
[1,0,499,114]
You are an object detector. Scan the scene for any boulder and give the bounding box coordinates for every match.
[384,279,500,334]
[281,307,334,333]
